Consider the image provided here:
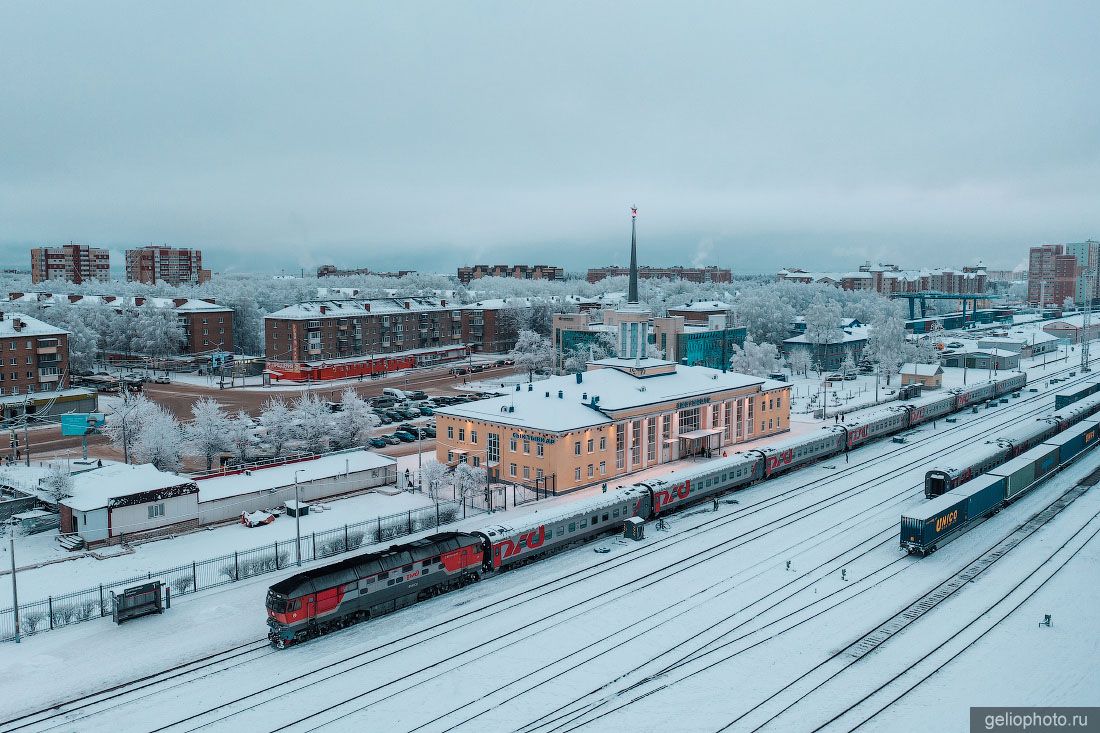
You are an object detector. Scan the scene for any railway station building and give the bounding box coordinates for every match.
[434,357,790,493]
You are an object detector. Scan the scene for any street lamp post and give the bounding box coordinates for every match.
[294,469,303,566]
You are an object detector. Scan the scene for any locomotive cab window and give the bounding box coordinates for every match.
[422,560,431,568]
[402,564,413,573]
[568,522,576,532]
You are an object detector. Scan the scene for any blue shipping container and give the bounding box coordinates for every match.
[901,493,969,551]
[956,474,1005,520]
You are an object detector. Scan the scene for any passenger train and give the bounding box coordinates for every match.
[267,373,1028,647]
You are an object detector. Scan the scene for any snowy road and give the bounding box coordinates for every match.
[2,371,1099,732]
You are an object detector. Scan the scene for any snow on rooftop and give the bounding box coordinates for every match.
[9,293,230,313]
[436,363,768,432]
[265,297,450,320]
[196,451,397,501]
[0,312,69,338]
[784,327,870,345]
[900,362,943,376]
[62,463,197,512]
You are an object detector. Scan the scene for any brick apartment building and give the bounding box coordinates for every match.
[265,297,464,363]
[125,245,210,285]
[586,265,732,284]
[263,296,530,381]
[457,264,565,285]
[7,292,233,356]
[0,312,69,397]
[778,261,988,295]
[1027,242,1100,307]
[30,244,110,284]
[317,265,417,278]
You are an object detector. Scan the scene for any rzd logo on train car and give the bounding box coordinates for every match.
[847,426,869,446]
[910,407,925,423]
[934,510,959,534]
[766,449,794,473]
[654,480,691,513]
[495,526,546,560]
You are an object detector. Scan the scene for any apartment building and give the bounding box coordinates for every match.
[125,245,210,285]
[30,244,110,284]
[586,265,732,284]
[0,312,69,396]
[457,264,565,285]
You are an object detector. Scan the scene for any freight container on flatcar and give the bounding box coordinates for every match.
[1041,418,1100,464]
[901,493,969,555]
[1054,383,1099,410]
[988,443,1059,500]
[954,473,1006,520]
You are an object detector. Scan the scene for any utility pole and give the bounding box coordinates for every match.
[10,537,20,643]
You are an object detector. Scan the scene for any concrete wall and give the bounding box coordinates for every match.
[197,466,396,525]
[110,494,199,538]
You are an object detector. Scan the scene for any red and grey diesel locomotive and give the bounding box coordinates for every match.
[267,374,1027,647]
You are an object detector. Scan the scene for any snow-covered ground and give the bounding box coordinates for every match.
[0,360,1097,731]
[0,490,434,607]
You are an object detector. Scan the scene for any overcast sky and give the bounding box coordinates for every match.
[1,2,1097,275]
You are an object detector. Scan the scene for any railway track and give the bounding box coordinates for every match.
[145,376,1088,732]
[2,366,1091,732]
[709,466,1100,733]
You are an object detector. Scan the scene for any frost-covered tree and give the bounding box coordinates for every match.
[788,350,812,377]
[259,398,294,457]
[105,394,161,462]
[226,410,256,464]
[187,397,233,470]
[134,308,186,359]
[47,309,98,373]
[509,330,555,380]
[454,461,485,500]
[131,406,183,472]
[332,388,377,449]
[865,314,909,385]
[293,394,333,453]
[840,351,858,379]
[41,464,73,505]
[561,332,617,373]
[735,289,797,347]
[729,338,780,377]
[420,459,450,500]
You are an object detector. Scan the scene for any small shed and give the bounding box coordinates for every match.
[624,516,645,541]
[284,499,309,518]
[59,463,200,545]
[900,363,944,390]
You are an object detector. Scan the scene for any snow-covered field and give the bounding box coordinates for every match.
[1,360,1097,732]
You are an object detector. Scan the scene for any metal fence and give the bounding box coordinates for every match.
[0,497,480,642]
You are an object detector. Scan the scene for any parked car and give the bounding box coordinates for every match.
[153,375,171,384]
[843,373,857,381]
[421,426,437,438]
[824,373,844,382]
[947,341,964,348]
[381,435,402,445]
[418,406,434,416]
[393,431,417,443]
[405,390,428,401]
[397,409,419,419]
[122,373,146,383]
[367,437,388,448]
[449,366,468,376]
